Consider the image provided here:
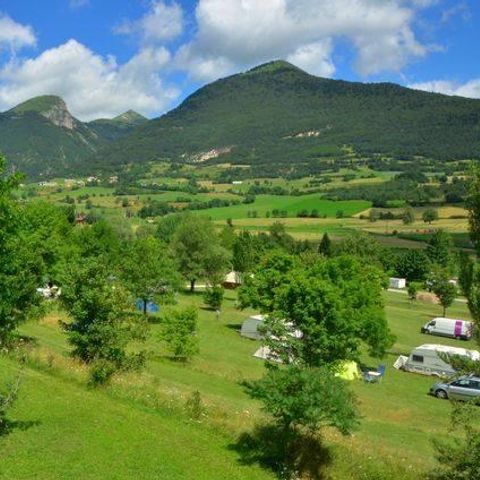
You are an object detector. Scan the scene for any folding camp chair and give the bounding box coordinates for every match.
[363,364,385,383]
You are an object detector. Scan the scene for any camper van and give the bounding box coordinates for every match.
[421,317,474,340]
[403,344,480,377]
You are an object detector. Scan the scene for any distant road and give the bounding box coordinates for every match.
[387,288,467,304]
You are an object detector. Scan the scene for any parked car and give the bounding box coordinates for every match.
[430,375,480,401]
[421,317,474,340]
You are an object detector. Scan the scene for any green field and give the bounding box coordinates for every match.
[1,289,475,479]
[193,195,371,221]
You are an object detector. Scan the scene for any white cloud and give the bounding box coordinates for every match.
[409,79,480,99]
[0,14,36,51]
[69,0,90,8]
[116,1,184,43]
[287,41,335,77]
[175,0,431,81]
[0,39,180,120]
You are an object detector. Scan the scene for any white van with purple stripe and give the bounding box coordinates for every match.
[421,317,474,340]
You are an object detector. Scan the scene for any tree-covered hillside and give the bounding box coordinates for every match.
[94,60,480,173]
[0,96,146,178]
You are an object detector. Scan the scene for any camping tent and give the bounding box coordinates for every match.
[241,315,266,340]
[136,299,160,314]
[223,271,242,289]
[336,361,361,381]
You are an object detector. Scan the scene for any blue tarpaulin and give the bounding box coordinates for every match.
[136,299,160,313]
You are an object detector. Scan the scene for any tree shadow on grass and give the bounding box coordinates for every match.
[0,419,41,438]
[225,323,242,332]
[230,423,332,480]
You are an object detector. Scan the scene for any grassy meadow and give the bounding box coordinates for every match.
[1,289,476,479]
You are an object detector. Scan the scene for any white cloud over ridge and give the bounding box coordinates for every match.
[0,40,179,121]
[409,79,480,99]
[176,0,430,80]
[1,1,478,122]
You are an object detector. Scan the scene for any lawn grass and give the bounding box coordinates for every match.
[3,289,477,479]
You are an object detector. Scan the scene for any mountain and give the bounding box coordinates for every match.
[94,60,480,174]
[0,96,145,178]
[88,110,147,142]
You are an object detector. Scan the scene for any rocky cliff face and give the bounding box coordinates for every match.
[39,98,77,130]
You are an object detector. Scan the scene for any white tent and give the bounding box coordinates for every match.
[223,271,243,288]
[241,315,266,340]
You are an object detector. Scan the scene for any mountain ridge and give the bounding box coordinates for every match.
[1,61,480,178]
[90,60,480,174]
[0,96,147,177]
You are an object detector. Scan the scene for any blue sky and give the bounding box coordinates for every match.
[0,0,478,120]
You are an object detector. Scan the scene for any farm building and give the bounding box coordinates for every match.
[389,277,406,289]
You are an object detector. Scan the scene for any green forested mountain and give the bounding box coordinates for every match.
[2,62,480,178]
[88,110,147,142]
[0,96,145,178]
[94,60,480,173]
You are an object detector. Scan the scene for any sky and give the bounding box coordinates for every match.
[0,0,478,121]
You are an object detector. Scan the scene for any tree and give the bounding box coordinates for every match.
[172,215,230,292]
[407,282,420,301]
[318,233,332,257]
[156,213,185,244]
[61,259,147,383]
[240,253,393,364]
[21,200,75,283]
[394,249,430,282]
[431,273,457,317]
[0,154,41,346]
[466,162,480,255]
[121,237,181,314]
[204,285,224,310]
[233,231,262,274]
[458,252,474,297]
[427,402,480,480]
[161,307,199,361]
[422,208,439,224]
[244,365,358,435]
[402,207,415,225]
[426,230,452,269]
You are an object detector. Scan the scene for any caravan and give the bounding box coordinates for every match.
[402,344,480,377]
[421,317,474,340]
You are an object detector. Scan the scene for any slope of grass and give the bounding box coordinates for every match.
[0,356,272,480]
[5,290,477,479]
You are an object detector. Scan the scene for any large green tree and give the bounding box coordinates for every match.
[466,162,480,255]
[61,258,147,382]
[172,215,230,291]
[121,237,181,314]
[240,253,393,365]
[0,154,41,346]
[425,230,453,270]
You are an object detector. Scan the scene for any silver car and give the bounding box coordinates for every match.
[430,375,480,401]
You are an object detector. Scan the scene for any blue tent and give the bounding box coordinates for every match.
[136,299,160,314]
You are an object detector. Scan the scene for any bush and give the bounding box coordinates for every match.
[89,360,117,387]
[0,377,20,435]
[161,307,199,361]
[204,285,224,310]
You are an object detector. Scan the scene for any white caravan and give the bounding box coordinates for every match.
[421,317,474,340]
[402,344,480,377]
